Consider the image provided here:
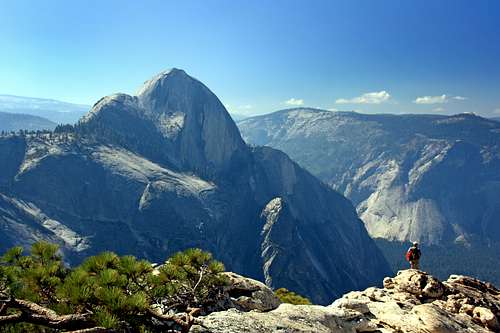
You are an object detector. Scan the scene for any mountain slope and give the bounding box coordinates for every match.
[0,111,56,132]
[239,108,500,246]
[229,113,248,121]
[0,94,89,124]
[0,71,391,304]
[239,108,500,284]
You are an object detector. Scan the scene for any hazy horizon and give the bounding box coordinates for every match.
[1,1,499,118]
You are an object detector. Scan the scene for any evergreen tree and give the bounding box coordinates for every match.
[0,242,227,332]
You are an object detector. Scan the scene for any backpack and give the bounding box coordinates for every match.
[405,248,413,261]
[406,247,421,261]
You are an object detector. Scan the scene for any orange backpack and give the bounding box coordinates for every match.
[406,247,421,261]
[405,248,413,261]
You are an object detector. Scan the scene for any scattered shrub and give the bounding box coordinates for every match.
[275,287,312,305]
[0,242,226,332]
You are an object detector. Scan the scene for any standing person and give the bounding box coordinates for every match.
[405,241,421,270]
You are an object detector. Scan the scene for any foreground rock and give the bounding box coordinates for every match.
[191,270,500,332]
[150,272,280,318]
[219,272,281,312]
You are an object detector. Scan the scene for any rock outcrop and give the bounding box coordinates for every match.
[221,272,281,312]
[150,271,281,317]
[191,270,500,332]
[0,70,391,304]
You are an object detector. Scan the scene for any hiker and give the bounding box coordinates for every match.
[406,241,421,270]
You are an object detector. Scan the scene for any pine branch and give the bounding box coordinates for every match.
[0,312,22,324]
[147,307,189,329]
[192,266,206,294]
[0,298,94,330]
[0,302,6,315]
[63,327,112,333]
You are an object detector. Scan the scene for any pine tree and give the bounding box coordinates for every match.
[0,242,227,332]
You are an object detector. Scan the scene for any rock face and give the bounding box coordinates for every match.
[238,108,500,246]
[217,272,281,312]
[0,70,391,304]
[79,69,246,178]
[191,270,500,333]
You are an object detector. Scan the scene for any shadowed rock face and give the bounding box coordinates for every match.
[238,108,500,246]
[0,70,390,304]
[191,270,500,333]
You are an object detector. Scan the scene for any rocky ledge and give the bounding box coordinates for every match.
[191,269,500,332]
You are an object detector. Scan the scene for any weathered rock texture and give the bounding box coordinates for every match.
[0,70,390,304]
[191,270,500,333]
[220,272,281,312]
[150,271,281,316]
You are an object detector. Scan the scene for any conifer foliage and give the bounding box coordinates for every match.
[274,288,312,305]
[0,242,227,332]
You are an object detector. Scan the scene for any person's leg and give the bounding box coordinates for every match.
[415,260,420,270]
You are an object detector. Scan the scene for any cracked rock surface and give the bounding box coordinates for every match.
[191,269,500,332]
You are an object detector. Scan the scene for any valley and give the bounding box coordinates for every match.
[239,108,500,284]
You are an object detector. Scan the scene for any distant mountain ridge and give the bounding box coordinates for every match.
[0,111,56,132]
[238,108,500,283]
[0,71,391,304]
[0,94,89,124]
[229,113,248,122]
[238,108,500,246]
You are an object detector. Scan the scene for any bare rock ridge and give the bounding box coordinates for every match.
[0,69,391,304]
[191,269,500,333]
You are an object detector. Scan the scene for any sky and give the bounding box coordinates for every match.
[1,0,500,117]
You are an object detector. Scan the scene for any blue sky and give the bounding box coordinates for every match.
[1,0,499,117]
